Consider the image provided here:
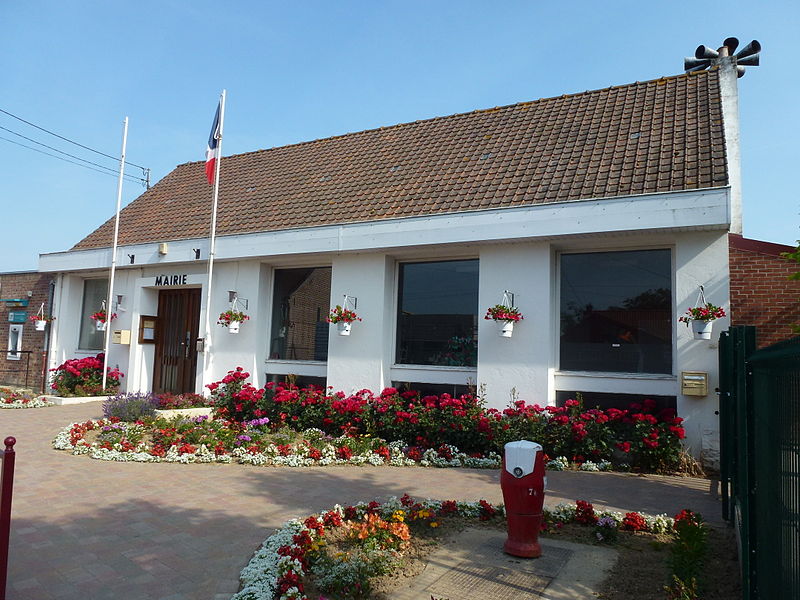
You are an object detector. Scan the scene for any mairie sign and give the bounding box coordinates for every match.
[154,274,188,286]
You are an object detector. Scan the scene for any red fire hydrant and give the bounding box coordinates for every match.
[501,440,545,558]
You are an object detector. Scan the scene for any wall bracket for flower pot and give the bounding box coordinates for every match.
[228,291,248,310]
[342,294,357,311]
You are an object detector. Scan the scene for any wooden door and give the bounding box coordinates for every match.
[152,288,201,394]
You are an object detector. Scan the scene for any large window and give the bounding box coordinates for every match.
[269,267,331,362]
[396,260,479,367]
[560,249,672,374]
[79,279,108,350]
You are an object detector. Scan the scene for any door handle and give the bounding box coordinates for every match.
[184,331,191,358]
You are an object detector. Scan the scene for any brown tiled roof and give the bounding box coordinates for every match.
[73,69,727,250]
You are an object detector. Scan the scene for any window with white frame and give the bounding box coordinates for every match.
[7,324,22,360]
[269,267,331,362]
[559,249,672,374]
[78,279,108,350]
[396,259,479,367]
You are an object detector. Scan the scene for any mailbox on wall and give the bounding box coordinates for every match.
[681,372,708,397]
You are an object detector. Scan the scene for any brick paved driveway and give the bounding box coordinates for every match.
[1,403,721,599]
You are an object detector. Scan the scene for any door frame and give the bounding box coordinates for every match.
[152,287,202,394]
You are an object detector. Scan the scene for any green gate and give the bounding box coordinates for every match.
[719,327,800,600]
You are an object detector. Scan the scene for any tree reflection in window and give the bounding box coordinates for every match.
[396,260,479,367]
[560,250,672,374]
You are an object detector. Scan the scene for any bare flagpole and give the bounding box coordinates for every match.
[202,90,226,390]
[102,117,128,391]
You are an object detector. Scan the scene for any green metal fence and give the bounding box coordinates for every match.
[719,327,800,600]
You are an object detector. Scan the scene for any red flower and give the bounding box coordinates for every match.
[575,500,598,524]
[621,512,647,531]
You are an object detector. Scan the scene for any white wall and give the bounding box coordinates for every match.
[477,243,553,408]
[201,260,264,388]
[326,254,393,393]
[674,231,730,466]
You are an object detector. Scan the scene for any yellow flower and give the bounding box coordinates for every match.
[430,521,440,528]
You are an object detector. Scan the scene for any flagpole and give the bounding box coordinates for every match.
[202,90,226,390]
[102,117,128,391]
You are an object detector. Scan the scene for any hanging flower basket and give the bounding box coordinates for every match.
[90,310,115,332]
[691,319,714,340]
[29,310,55,332]
[327,305,361,336]
[218,310,249,333]
[485,304,523,338]
[679,302,725,340]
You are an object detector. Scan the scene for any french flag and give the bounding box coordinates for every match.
[205,101,222,184]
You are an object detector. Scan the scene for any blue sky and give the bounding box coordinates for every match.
[1,1,797,273]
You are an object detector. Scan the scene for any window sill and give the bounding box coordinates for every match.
[554,371,675,380]
[265,360,327,377]
[390,364,477,386]
[554,371,678,396]
[392,364,477,373]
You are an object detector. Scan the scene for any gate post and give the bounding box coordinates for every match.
[0,436,16,600]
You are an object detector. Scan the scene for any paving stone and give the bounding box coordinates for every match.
[2,402,721,599]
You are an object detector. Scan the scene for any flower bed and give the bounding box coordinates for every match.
[230,496,676,600]
[50,353,123,397]
[1,388,53,409]
[208,368,687,473]
[52,417,500,468]
[52,368,689,473]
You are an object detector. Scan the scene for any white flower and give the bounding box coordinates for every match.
[0,397,54,409]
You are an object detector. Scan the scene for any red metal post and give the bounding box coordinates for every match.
[0,436,16,600]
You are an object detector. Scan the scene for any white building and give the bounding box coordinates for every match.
[40,64,745,465]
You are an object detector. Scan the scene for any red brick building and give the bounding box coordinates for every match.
[729,234,800,348]
[0,271,54,391]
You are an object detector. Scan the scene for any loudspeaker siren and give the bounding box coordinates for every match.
[723,37,740,54]
[737,54,759,67]
[695,45,719,60]
[684,57,711,70]
[735,40,762,59]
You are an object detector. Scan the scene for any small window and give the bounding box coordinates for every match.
[560,250,672,374]
[556,391,677,413]
[396,260,479,367]
[79,279,108,350]
[7,324,23,360]
[269,267,331,361]
[391,381,473,398]
[265,373,327,389]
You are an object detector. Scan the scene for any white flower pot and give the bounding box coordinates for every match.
[34,320,47,331]
[228,321,240,334]
[96,321,106,332]
[499,321,514,338]
[337,322,352,336]
[691,320,713,340]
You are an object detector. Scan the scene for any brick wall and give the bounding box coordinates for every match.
[0,271,53,391]
[729,234,800,348]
